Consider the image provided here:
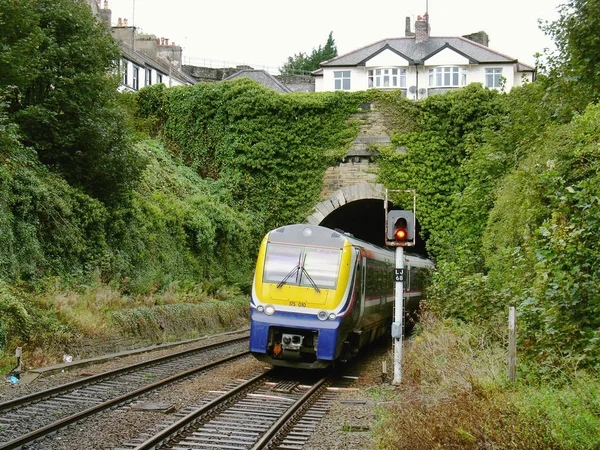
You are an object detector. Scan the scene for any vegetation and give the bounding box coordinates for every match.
[135,80,369,231]
[373,315,600,449]
[0,0,599,445]
[371,1,600,447]
[0,1,368,369]
[280,32,338,75]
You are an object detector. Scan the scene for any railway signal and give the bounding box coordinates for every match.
[384,189,417,386]
[386,210,415,246]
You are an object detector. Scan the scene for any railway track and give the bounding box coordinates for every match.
[121,370,341,450]
[0,335,249,450]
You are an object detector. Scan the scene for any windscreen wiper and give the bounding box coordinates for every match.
[277,264,300,289]
[301,268,321,293]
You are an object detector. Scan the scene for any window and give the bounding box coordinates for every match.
[157,73,163,84]
[428,67,467,87]
[145,68,152,86]
[485,68,503,88]
[368,68,406,89]
[334,71,351,91]
[263,243,342,290]
[132,67,139,90]
[122,61,128,85]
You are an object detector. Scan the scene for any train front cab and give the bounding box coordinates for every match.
[249,225,358,369]
[250,310,343,369]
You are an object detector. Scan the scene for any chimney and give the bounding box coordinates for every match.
[405,17,415,37]
[415,14,430,42]
[463,31,489,47]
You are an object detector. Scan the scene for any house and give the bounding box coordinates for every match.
[113,26,197,91]
[86,0,196,91]
[313,14,535,98]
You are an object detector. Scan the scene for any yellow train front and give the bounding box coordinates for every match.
[249,224,433,369]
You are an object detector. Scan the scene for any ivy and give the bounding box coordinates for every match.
[137,79,372,231]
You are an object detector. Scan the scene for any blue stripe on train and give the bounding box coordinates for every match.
[249,309,341,360]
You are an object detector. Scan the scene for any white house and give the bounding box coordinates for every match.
[314,15,535,99]
[86,0,195,92]
[115,31,197,92]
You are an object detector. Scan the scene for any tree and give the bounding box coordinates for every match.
[280,32,338,75]
[540,0,600,118]
[0,0,144,203]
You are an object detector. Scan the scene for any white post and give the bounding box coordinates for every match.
[393,246,404,385]
[508,305,516,382]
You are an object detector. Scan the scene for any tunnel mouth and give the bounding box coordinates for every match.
[318,198,428,256]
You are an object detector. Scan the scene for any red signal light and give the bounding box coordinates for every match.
[394,228,408,241]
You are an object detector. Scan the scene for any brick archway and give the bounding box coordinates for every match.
[306,183,385,225]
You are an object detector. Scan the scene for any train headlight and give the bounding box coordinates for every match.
[256,305,264,313]
[317,310,328,321]
[264,305,276,316]
[328,313,337,320]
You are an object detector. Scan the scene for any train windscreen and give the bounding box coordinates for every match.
[263,243,342,290]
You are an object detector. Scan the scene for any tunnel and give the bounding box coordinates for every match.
[317,198,428,256]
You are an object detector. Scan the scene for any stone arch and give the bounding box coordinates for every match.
[306,183,385,225]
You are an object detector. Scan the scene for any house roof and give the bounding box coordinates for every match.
[319,36,532,68]
[222,69,292,93]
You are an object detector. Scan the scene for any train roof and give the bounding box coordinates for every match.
[267,224,434,267]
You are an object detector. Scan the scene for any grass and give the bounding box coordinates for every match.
[372,313,600,450]
[0,280,250,375]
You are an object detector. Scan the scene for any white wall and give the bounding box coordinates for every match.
[317,62,528,95]
[365,49,410,67]
[118,58,187,91]
[424,48,470,66]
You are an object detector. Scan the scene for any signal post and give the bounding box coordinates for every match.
[384,189,416,385]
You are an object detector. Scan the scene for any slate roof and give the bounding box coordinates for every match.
[318,36,535,70]
[222,70,292,93]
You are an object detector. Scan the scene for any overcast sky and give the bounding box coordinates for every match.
[106,0,564,72]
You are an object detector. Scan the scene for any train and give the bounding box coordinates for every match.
[249,224,434,369]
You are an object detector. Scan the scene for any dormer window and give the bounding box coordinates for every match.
[368,68,407,89]
[429,67,467,87]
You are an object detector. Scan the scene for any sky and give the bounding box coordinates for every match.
[106,0,564,73]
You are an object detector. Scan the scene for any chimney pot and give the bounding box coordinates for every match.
[415,13,430,42]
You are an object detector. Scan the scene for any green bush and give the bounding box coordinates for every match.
[0,281,29,354]
[517,374,600,449]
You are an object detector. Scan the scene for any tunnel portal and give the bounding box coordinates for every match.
[307,184,427,255]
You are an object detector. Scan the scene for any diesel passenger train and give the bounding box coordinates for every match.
[249,224,434,369]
